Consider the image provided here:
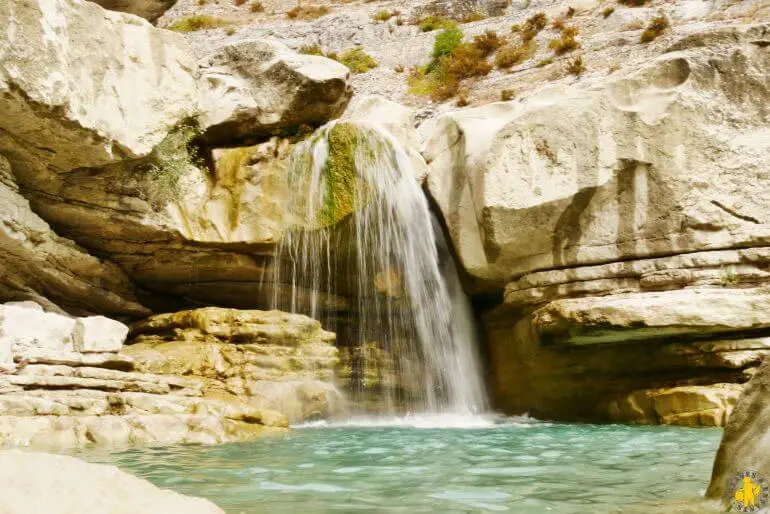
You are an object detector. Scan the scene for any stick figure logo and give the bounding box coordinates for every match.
[729,471,770,512]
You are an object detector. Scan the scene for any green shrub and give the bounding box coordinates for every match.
[433,26,464,59]
[339,47,379,73]
[167,14,229,32]
[640,15,669,42]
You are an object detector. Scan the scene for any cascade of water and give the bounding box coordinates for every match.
[272,121,487,415]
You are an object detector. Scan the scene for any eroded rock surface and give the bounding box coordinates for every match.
[124,307,345,423]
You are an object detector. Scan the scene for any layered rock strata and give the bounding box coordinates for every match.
[0,303,288,448]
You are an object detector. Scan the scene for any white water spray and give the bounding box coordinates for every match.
[273,121,487,415]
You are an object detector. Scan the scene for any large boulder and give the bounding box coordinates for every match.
[92,0,178,22]
[200,39,352,145]
[0,0,200,174]
[707,358,770,502]
[0,450,223,514]
[424,24,770,291]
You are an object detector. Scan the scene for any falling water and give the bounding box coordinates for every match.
[272,121,487,415]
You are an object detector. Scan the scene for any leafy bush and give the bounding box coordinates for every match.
[287,5,331,19]
[433,26,464,59]
[495,40,535,68]
[640,14,669,42]
[472,30,505,56]
[167,15,229,32]
[339,47,379,73]
[549,25,579,54]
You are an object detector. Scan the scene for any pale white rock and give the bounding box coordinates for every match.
[424,25,770,290]
[0,0,201,172]
[345,95,429,182]
[199,38,352,144]
[0,450,224,514]
[73,316,128,353]
[13,348,135,371]
[0,304,76,363]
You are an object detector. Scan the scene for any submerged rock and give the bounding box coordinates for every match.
[0,450,224,514]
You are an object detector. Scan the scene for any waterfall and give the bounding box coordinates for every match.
[272,121,487,415]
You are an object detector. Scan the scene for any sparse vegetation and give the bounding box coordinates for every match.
[552,19,565,31]
[566,55,585,75]
[394,64,404,72]
[566,6,575,18]
[510,24,520,33]
[500,88,516,101]
[640,14,670,42]
[167,14,230,32]
[287,5,331,19]
[456,88,470,106]
[409,26,493,101]
[537,57,554,67]
[299,44,340,61]
[145,122,205,205]
[234,0,246,5]
[250,1,264,12]
[521,12,547,41]
[495,39,535,68]
[373,9,399,21]
[225,27,236,35]
[472,30,505,56]
[462,11,487,23]
[417,16,456,32]
[549,25,580,54]
[339,47,379,73]
[602,6,615,18]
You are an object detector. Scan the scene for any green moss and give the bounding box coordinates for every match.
[320,123,360,227]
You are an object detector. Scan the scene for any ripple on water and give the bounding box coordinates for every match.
[70,420,724,514]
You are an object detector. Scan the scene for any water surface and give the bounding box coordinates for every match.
[75,417,723,513]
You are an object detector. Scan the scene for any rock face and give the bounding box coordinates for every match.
[0,156,147,317]
[425,24,770,290]
[200,39,353,145]
[437,26,770,425]
[124,307,344,423]
[92,0,179,22]
[0,0,200,174]
[0,302,287,448]
[0,450,223,514]
[707,359,770,501]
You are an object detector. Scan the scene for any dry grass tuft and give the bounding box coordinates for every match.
[618,0,647,6]
[566,55,585,75]
[640,14,670,42]
[549,25,580,55]
[287,5,331,19]
[168,14,229,32]
[602,6,615,18]
[495,39,535,68]
[373,9,399,21]
[500,88,516,101]
[521,12,547,41]
[472,30,506,56]
[250,1,264,12]
[339,47,378,73]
